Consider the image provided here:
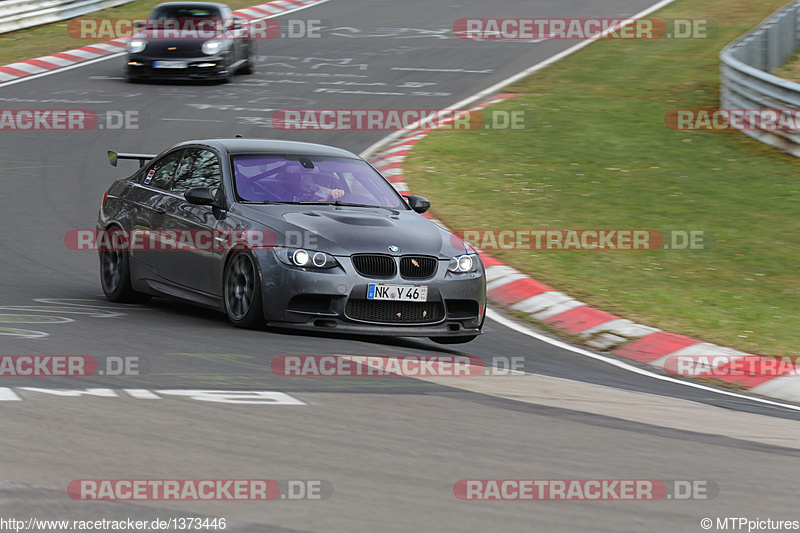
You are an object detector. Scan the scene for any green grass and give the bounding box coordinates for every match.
[0,0,266,66]
[404,0,800,355]
[772,48,800,81]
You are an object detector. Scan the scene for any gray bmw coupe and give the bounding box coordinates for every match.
[98,139,486,343]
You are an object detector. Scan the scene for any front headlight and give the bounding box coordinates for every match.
[202,40,224,55]
[448,253,479,273]
[274,247,338,269]
[127,39,147,53]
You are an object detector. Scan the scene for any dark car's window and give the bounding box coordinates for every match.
[144,150,183,190]
[231,155,404,208]
[172,148,222,194]
[150,6,222,19]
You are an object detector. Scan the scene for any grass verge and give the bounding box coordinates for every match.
[772,48,800,81]
[404,0,800,355]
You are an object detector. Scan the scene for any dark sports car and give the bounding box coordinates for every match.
[98,139,486,343]
[125,2,255,82]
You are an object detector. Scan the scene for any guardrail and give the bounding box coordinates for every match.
[0,0,134,35]
[719,1,800,157]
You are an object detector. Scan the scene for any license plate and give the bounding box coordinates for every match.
[367,284,428,302]
[153,60,188,69]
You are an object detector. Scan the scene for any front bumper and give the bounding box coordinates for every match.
[267,319,484,338]
[257,252,486,338]
[126,54,228,80]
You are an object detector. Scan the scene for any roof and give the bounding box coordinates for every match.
[175,138,362,159]
[152,2,231,10]
[153,1,228,9]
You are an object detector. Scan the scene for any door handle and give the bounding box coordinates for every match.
[154,206,166,215]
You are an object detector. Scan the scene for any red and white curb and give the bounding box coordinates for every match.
[368,95,800,404]
[0,0,327,85]
[0,40,126,82]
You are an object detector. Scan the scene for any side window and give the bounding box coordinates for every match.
[171,148,222,195]
[144,150,183,190]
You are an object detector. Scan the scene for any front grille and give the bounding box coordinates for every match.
[352,254,396,278]
[400,256,438,279]
[345,299,444,324]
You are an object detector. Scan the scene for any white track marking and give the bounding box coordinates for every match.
[486,309,800,412]
[360,0,678,159]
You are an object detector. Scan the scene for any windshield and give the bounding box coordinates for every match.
[231,154,405,208]
[150,6,222,19]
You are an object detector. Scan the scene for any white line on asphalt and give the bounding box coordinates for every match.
[486,309,800,413]
[360,0,678,159]
[160,118,225,122]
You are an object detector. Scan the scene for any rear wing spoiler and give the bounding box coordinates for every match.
[108,150,157,168]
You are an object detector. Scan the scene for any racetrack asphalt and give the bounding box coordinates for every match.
[1,0,799,530]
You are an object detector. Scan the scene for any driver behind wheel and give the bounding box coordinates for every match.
[291,172,345,202]
[311,172,345,201]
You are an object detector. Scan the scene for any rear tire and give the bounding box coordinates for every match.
[224,252,264,328]
[99,227,151,303]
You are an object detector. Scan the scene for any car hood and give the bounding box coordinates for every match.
[232,204,469,258]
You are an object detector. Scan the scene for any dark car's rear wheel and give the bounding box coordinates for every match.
[429,335,478,344]
[224,252,264,328]
[100,228,151,303]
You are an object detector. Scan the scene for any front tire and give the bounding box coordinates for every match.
[221,55,235,83]
[224,252,264,328]
[240,43,255,74]
[99,228,151,303]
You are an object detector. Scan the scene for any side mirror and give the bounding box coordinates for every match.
[184,187,217,206]
[404,195,431,214]
[133,20,147,30]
